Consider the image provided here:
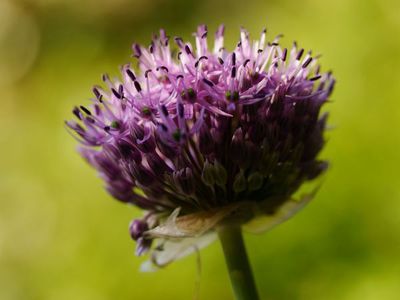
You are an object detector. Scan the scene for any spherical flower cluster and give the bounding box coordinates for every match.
[67,25,334,268]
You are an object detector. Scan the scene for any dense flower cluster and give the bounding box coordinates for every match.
[67,25,334,267]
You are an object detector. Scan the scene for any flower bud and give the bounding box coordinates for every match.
[233,170,247,193]
[248,172,264,191]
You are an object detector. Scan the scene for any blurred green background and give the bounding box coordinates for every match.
[1,0,400,299]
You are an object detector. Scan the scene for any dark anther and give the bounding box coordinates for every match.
[296,48,304,60]
[145,70,152,78]
[86,117,95,124]
[282,48,287,61]
[111,88,122,99]
[218,57,224,65]
[102,74,109,82]
[157,66,169,72]
[176,74,183,80]
[133,44,142,57]
[271,42,279,46]
[178,103,184,118]
[160,124,168,132]
[134,81,142,93]
[185,45,192,55]
[93,87,101,99]
[231,66,237,78]
[94,104,101,115]
[175,37,183,43]
[163,37,170,47]
[73,106,81,120]
[104,126,111,132]
[302,57,313,68]
[232,52,236,66]
[257,49,263,53]
[126,69,136,81]
[118,84,124,96]
[203,78,214,87]
[201,32,208,39]
[195,56,208,68]
[309,75,321,81]
[80,106,91,115]
[160,105,169,116]
[243,59,250,67]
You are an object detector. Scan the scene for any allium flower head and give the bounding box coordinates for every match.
[67,25,334,268]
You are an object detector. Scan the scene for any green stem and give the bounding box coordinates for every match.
[217,226,260,300]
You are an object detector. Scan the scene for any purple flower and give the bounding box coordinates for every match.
[67,25,334,268]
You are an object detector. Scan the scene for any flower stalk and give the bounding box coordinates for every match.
[218,226,259,300]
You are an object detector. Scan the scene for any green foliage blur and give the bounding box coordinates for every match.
[1,0,400,299]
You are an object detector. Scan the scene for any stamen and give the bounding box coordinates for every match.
[73,107,81,120]
[309,75,321,81]
[203,78,214,87]
[160,105,169,117]
[80,106,91,115]
[102,74,109,82]
[296,48,304,60]
[282,48,287,61]
[231,66,237,78]
[156,66,169,72]
[132,43,141,57]
[194,56,208,68]
[126,69,136,81]
[134,81,142,93]
[178,103,184,118]
[92,87,101,99]
[185,45,192,55]
[302,57,313,68]
[111,88,122,99]
[160,123,168,132]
